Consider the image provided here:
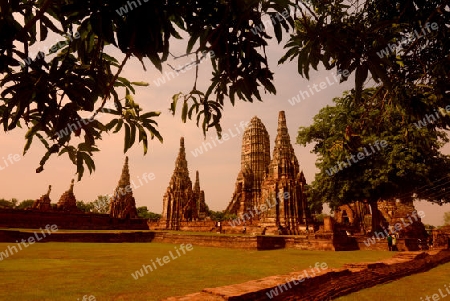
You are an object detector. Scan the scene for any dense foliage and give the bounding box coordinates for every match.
[1,0,449,204]
[137,206,161,220]
[298,88,450,213]
[0,0,294,178]
[0,198,37,209]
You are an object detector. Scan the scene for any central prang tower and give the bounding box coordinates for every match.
[226,111,311,234]
[226,116,271,216]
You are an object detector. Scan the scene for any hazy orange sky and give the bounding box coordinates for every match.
[1,20,449,226]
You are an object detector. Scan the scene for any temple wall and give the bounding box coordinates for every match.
[0,229,157,242]
[0,209,148,230]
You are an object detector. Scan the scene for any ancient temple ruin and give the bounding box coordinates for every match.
[259,111,310,234]
[225,111,310,233]
[226,116,271,215]
[334,198,427,240]
[109,157,138,219]
[161,137,209,229]
[56,179,79,212]
[31,185,53,211]
[334,201,372,232]
[193,170,209,219]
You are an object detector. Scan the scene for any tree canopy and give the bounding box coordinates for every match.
[1,0,449,180]
[292,0,450,210]
[0,0,294,178]
[297,88,450,212]
[444,212,450,226]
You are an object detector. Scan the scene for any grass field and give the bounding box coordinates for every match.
[0,242,396,301]
[335,260,450,301]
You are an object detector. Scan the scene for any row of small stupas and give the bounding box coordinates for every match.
[30,157,138,219]
[31,181,79,212]
[160,111,311,234]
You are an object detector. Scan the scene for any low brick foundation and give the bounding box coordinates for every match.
[163,250,450,301]
[0,227,432,253]
[0,229,159,243]
[0,209,148,230]
[0,230,344,251]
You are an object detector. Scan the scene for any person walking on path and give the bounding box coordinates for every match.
[387,233,393,251]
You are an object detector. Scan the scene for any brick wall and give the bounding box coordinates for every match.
[0,209,148,230]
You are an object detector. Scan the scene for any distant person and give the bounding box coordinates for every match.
[387,233,393,251]
[242,227,246,234]
[392,234,398,251]
[217,221,222,233]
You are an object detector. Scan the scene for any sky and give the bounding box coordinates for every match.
[1,15,450,227]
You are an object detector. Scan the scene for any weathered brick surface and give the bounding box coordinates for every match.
[163,250,450,301]
[0,208,148,230]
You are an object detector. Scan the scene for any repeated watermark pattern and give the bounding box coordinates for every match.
[0,154,21,171]
[287,69,350,106]
[131,243,193,280]
[419,283,450,301]
[105,172,156,201]
[116,0,149,16]
[228,192,290,227]
[325,140,388,176]
[266,262,328,299]
[56,104,115,139]
[0,224,58,261]
[21,31,81,67]
[363,210,425,247]
[152,51,215,87]
[190,121,250,158]
[413,105,450,129]
[376,22,439,59]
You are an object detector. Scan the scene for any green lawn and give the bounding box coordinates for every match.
[0,242,396,301]
[336,260,450,301]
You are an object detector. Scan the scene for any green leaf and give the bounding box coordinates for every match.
[140,111,161,119]
[181,101,188,122]
[187,34,200,54]
[170,92,182,114]
[131,81,149,87]
[105,119,119,131]
[113,119,123,133]
[124,123,131,153]
[137,125,148,155]
[129,122,136,149]
[39,19,48,41]
[76,152,84,181]
[81,152,95,174]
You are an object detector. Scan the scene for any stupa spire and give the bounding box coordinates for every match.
[161,138,210,229]
[109,157,138,218]
[118,156,131,188]
[56,179,78,212]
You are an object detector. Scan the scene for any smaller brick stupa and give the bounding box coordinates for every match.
[56,179,79,212]
[31,185,53,211]
[109,157,138,219]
